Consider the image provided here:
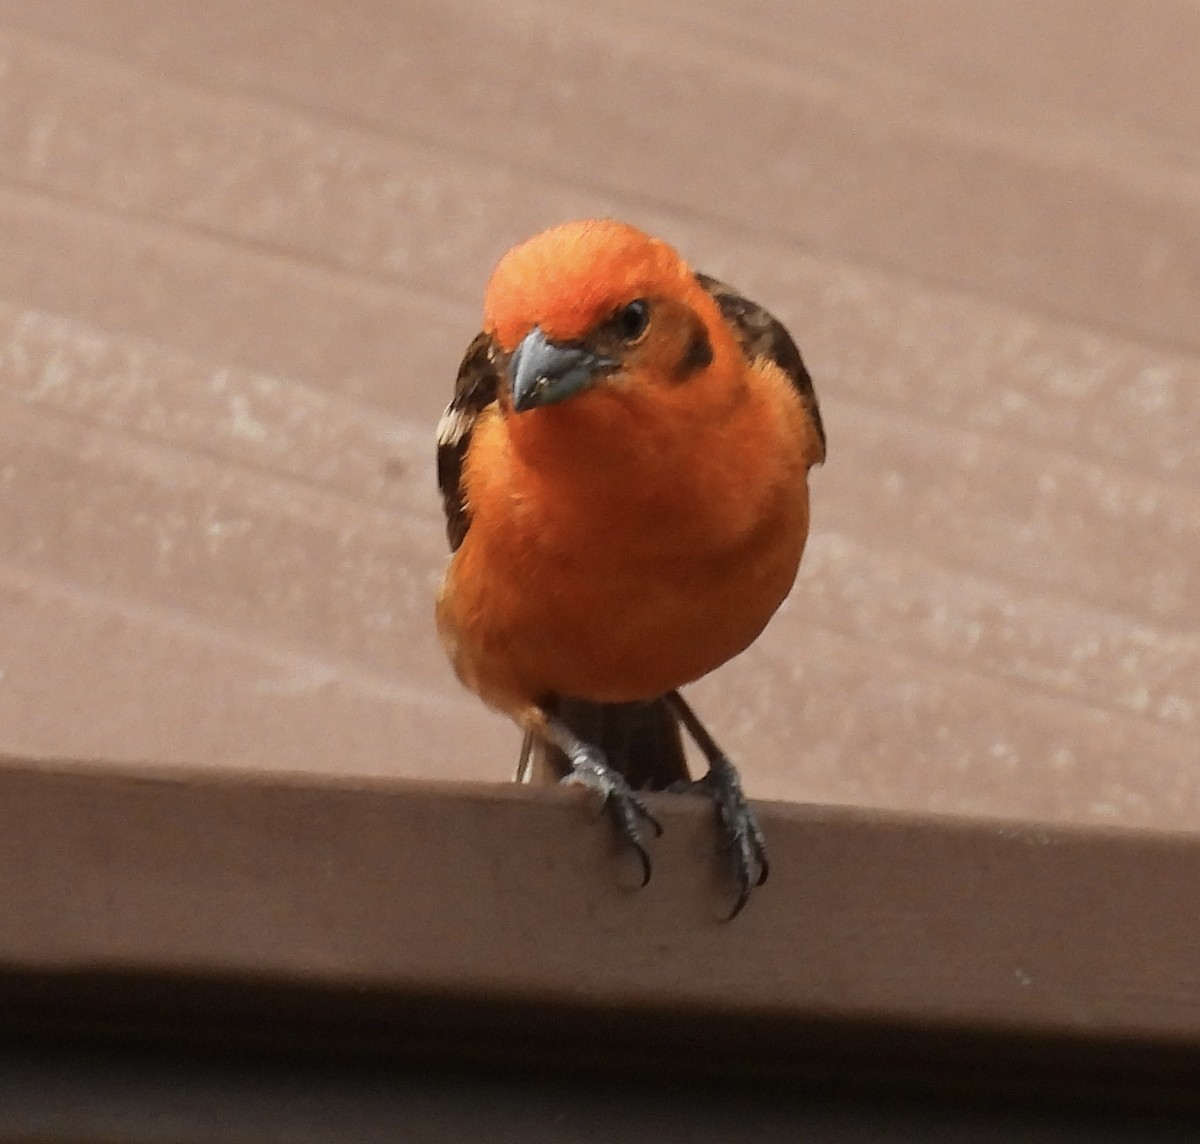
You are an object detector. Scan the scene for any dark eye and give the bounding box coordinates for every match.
[612,299,650,342]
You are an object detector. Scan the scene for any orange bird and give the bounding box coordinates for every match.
[436,220,825,916]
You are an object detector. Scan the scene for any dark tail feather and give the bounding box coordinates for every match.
[519,696,691,790]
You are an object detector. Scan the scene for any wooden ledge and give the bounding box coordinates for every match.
[2,754,1199,1103]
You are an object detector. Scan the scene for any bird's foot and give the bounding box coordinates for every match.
[673,761,769,919]
[664,692,768,919]
[561,746,663,886]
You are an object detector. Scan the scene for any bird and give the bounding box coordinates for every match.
[435,219,825,917]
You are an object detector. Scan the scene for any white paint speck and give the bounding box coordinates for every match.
[1048,747,1076,772]
[1129,365,1176,415]
[228,393,268,441]
[254,664,339,695]
[1158,695,1196,726]
[27,112,61,171]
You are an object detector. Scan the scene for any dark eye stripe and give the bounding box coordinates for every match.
[675,323,713,379]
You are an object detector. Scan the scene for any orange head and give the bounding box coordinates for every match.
[482,219,738,416]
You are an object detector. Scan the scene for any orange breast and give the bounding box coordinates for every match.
[437,358,817,713]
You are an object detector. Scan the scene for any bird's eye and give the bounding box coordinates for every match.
[612,299,650,342]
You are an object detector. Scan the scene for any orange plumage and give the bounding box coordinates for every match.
[436,219,824,916]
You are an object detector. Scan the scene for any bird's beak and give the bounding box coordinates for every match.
[509,326,613,412]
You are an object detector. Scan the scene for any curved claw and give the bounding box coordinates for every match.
[628,835,652,888]
[718,777,769,917]
[672,755,768,919]
[562,747,661,885]
[602,780,659,887]
[662,692,769,920]
[727,882,752,922]
[725,812,769,920]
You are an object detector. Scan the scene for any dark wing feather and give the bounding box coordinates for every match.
[437,331,502,551]
[695,272,826,462]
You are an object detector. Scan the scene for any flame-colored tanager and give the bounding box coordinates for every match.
[436,220,825,916]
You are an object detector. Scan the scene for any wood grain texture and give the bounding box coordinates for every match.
[0,2,1194,831]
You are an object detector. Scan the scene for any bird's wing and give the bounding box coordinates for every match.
[695,272,826,462]
[436,331,502,551]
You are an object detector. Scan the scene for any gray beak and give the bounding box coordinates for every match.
[509,326,612,412]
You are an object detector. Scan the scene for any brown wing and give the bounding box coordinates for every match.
[695,272,826,463]
[436,331,502,551]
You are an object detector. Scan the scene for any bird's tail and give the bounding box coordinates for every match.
[517,696,692,790]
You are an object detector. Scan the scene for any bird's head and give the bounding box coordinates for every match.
[483,219,733,415]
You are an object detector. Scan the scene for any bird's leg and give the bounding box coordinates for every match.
[515,727,536,784]
[664,691,768,918]
[541,714,663,887]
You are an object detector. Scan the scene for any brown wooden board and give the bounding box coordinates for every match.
[4,756,1200,1104]
[0,1,1197,1134]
